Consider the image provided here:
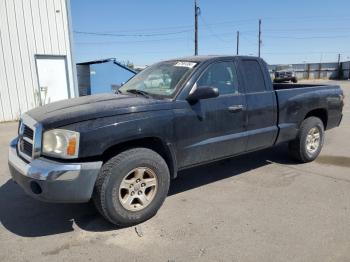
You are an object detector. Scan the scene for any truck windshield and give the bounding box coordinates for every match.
[276,65,293,71]
[119,61,197,98]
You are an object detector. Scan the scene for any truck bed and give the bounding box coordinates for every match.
[273,83,343,145]
[273,83,329,90]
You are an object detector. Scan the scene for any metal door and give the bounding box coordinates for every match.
[35,56,70,105]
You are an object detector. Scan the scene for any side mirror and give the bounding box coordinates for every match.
[187,86,219,102]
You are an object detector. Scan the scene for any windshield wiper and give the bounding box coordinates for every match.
[125,89,151,98]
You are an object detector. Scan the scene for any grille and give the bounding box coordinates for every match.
[23,125,34,140]
[21,139,33,157]
[18,122,34,160]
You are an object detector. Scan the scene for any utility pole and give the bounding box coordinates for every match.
[337,53,342,79]
[258,19,262,57]
[194,0,199,56]
[236,31,240,55]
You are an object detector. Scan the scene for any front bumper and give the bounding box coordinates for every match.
[8,138,102,203]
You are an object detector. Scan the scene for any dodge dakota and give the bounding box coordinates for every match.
[8,56,344,226]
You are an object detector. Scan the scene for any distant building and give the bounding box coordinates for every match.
[77,58,136,96]
[0,0,77,122]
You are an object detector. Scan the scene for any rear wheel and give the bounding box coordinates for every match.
[292,77,298,83]
[289,117,324,163]
[93,148,170,226]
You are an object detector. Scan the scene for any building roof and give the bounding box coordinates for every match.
[77,58,137,74]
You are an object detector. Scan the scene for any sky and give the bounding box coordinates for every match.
[70,0,350,67]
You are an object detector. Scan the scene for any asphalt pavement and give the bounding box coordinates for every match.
[0,80,349,262]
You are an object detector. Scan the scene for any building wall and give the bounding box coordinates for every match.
[268,61,350,81]
[342,61,350,79]
[0,0,76,122]
[90,62,135,94]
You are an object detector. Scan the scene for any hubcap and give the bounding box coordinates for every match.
[306,127,321,155]
[118,167,158,211]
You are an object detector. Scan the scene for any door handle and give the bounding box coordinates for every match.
[228,105,244,113]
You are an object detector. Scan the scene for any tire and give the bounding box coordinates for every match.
[292,77,298,83]
[93,148,170,227]
[288,117,324,163]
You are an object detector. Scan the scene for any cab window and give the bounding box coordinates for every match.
[197,61,239,95]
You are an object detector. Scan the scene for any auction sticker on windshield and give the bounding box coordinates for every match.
[174,61,197,68]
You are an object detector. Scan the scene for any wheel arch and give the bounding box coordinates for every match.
[304,108,328,129]
[101,137,178,179]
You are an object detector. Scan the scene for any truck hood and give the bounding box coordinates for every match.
[27,93,172,129]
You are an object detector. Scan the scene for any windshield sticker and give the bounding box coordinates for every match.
[174,61,197,68]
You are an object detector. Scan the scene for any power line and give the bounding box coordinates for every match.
[200,16,231,43]
[74,23,350,40]
[95,25,194,34]
[75,36,190,45]
[76,48,193,56]
[239,27,350,34]
[253,27,350,32]
[263,50,350,55]
[73,15,350,36]
[240,34,258,47]
[263,34,350,39]
[75,30,350,46]
[238,31,350,40]
[262,15,350,21]
[73,29,192,37]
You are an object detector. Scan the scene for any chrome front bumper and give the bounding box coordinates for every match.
[8,138,102,203]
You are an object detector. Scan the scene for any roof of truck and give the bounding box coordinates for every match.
[166,55,259,63]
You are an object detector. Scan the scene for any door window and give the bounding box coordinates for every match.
[197,62,239,95]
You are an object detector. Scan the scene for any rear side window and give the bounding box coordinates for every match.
[241,60,266,93]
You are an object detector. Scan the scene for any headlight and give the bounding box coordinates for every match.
[42,129,80,159]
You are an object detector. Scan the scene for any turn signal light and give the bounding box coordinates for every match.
[67,138,77,156]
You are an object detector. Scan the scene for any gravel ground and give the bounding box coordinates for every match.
[0,80,349,262]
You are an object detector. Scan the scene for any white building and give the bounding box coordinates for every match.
[0,0,77,122]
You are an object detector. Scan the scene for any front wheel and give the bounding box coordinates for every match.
[93,148,170,227]
[288,117,324,163]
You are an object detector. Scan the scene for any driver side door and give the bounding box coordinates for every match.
[175,60,247,168]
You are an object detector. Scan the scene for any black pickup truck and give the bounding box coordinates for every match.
[8,56,344,226]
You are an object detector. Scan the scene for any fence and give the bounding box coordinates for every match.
[268,61,350,80]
